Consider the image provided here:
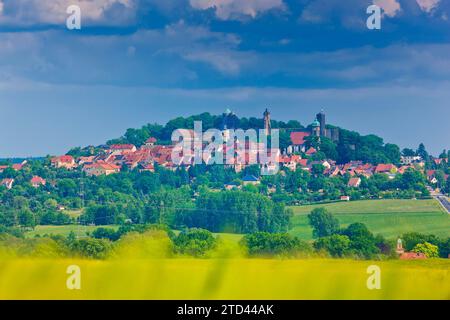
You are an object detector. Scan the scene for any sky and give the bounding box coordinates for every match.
[0,0,449,157]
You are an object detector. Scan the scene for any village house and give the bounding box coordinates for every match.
[375,164,397,174]
[242,175,260,186]
[109,144,137,155]
[348,177,362,188]
[83,162,121,176]
[138,163,155,173]
[305,147,317,156]
[51,155,76,169]
[288,131,310,154]
[400,155,422,165]
[30,176,46,188]
[0,165,7,173]
[340,195,350,201]
[12,161,27,171]
[1,178,14,190]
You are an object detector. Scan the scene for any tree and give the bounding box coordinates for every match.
[241,232,311,257]
[307,208,340,238]
[173,228,216,257]
[341,223,380,259]
[18,209,36,229]
[314,234,350,257]
[416,143,429,161]
[402,148,416,157]
[412,242,439,258]
[401,232,440,251]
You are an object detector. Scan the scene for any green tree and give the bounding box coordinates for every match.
[173,228,216,257]
[307,208,340,238]
[412,242,439,258]
[314,234,350,257]
[241,232,311,257]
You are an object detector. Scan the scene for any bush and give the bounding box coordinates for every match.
[92,227,120,241]
[241,232,312,257]
[412,242,439,258]
[173,228,217,257]
[401,232,441,251]
[70,238,113,259]
[314,234,350,257]
[340,223,380,259]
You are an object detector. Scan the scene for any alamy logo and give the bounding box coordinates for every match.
[66,5,81,30]
[66,265,81,290]
[367,5,382,30]
[171,121,280,175]
[366,265,381,290]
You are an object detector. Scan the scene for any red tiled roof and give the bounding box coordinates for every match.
[375,164,396,173]
[290,132,310,145]
[110,144,136,150]
[31,176,46,185]
[298,159,308,167]
[146,137,157,144]
[348,177,361,187]
[52,155,74,163]
[400,252,426,260]
[426,170,436,177]
[305,147,317,155]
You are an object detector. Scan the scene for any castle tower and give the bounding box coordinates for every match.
[316,110,326,137]
[263,108,271,135]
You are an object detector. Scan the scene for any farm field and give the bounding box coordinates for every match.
[288,199,450,240]
[0,258,448,300]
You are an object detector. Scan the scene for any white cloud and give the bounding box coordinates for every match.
[189,0,284,20]
[0,0,136,26]
[416,0,441,13]
[373,0,401,17]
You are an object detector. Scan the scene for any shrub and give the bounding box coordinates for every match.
[412,242,439,258]
[173,228,217,257]
[70,238,113,259]
[314,234,350,257]
[241,232,312,257]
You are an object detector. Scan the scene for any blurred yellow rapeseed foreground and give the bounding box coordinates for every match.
[0,231,449,300]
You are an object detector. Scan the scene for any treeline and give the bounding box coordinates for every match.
[81,189,292,234]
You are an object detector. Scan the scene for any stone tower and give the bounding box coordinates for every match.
[263,108,271,135]
[316,110,326,137]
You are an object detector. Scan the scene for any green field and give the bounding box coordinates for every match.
[289,199,450,240]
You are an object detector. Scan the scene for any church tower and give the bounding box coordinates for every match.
[263,108,271,135]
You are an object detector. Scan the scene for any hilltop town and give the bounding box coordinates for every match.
[1,109,449,201]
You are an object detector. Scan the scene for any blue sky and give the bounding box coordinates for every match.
[0,0,449,157]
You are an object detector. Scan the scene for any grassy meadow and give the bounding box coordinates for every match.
[288,199,450,240]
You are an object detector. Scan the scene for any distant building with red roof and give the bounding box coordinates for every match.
[109,144,137,153]
[51,155,76,170]
[399,252,426,260]
[83,162,120,176]
[30,176,46,188]
[348,177,361,188]
[305,147,317,156]
[375,164,397,174]
[1,178,14,190]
